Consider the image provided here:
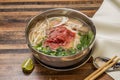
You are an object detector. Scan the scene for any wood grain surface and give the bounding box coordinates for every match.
[0,0,114,80]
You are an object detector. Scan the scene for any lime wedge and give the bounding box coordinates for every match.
[22,58,34,73]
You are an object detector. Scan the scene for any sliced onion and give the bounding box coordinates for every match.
[53,17,69,27]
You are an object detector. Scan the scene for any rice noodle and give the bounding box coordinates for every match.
[45,17,50,29]
[29,20,48,46]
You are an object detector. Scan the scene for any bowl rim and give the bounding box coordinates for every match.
[25,8,96,58]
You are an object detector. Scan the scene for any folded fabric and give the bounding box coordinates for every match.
[92,0,120,79]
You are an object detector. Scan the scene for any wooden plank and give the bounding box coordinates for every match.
[0,1,102,6]
[0,75,113,80]
[0,39,26,44]
[0,53,31,60]
[0,12,39,16]
[0,0,100,2]
[0,44,28,49]
[0,23,25,31]
[0,31,25,39]
[0,49,30,54]
[0,8,98,12]
[0,31,26,44]
[0,4,101,9]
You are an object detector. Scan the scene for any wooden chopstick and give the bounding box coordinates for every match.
[84,56,117,80]
[90,58,120,80]
[84,56,119,80]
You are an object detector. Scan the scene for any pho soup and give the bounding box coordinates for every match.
[29,16,94,56]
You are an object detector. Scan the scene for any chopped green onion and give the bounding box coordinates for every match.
[67,48,77,55]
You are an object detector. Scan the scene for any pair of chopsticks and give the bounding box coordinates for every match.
[84,56,120,80]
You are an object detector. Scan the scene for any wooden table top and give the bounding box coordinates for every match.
[0,0,114,80]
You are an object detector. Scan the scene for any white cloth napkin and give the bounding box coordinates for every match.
[91,0,120,79]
